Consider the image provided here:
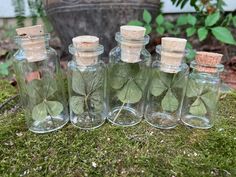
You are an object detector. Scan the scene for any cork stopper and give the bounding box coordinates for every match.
[72,35,100,66]
[195,51,223,73]
[16,25,46,62]
[160,37,187,73]
[120,25,146,63]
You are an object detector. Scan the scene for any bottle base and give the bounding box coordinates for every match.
[107,106,142,127]
[181,115,213,129]
[70,112,106,130]
[145,112,178,129]
[29,115,69,134]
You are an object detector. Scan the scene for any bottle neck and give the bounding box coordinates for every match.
[15,34,50,62]
[190,60,224,81]
[156,45,187,73]
[69,44,104,66]
[115,32,149,63]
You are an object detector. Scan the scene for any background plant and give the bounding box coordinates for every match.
[11,0,53,32]
[128,0,236,61]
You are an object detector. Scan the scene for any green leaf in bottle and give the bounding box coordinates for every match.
[70,96,84,115]
[161,89,179,112]
[150,77,167,96]
[189,98,207,116]
[46,101,63,117]
[32,102,47,121]
[201,91,216,111]
[117,80,142,104]
[72,71,86,96]
[28,73,63,121]
[32,101,63,121]
[70,69,104,115]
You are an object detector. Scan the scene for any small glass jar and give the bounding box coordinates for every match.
[144,45,189,129]
[181,60,224,129]
[67,39,107,129]
[107,32,151,126]
[13,34,69,133]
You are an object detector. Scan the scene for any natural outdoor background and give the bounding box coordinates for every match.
[0,0,236,176]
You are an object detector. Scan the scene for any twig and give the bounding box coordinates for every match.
[0,94,19,110]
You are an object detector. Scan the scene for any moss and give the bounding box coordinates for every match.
[0,81,236,177]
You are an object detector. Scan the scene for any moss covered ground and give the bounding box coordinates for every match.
[0,79,236,177]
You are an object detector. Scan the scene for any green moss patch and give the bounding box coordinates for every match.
[0,81,236,177]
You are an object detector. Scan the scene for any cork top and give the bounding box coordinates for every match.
[72,35,99,51]
[194,51,223,73]
[119,26,147,63]
[161,37,187,51]
[16,25,44,36]
[71,35,103,66]
[16,25,47,62]
[120,25,146,40]
[159,37,187,73]
[195,51,222,66]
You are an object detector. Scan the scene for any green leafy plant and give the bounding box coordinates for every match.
[186,79,216,116]
[12,0,26,27]
[170,0,236,45]
[27,0,53,32]
[171,0,226,12]
[70,70,104,116]
[150,71,185,112]
[0,60,12,77]
[12,0,53,32]
[128,9,152,34]
[128,5,236,62]
[27,76,63,121]
[128,9,196,61]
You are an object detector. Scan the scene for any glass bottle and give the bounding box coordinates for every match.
[107,26,151,126]
[68,36,107,129]
[145,43,189,129]
[181,52,224,129]
[13,28,69,133]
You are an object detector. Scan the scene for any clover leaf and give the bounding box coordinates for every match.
[32,102,47,121]
[27,77,57,99]
[201,91,216,111]
[27,74,63,121]
[72,71,86,96]
[149,70,184,112]
[189,98,207,116]
[32,101,63,121]
[186,79,216,115]
[117,80,142,104]
[110,63,139,90]
[70,69,104,115]
[186,79,202,97]
[134,68,150,91]
[161,89,179,112]
[110,63,147,104]
[150,77,167,96]
[70,96,84,114]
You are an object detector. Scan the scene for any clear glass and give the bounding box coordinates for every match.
[107,32,151,126]
[144,46,189,129]
[13,34,69,133]
[181,60,224,129]
[68,44,107,129]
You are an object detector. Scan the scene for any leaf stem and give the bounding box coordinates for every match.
[113,102,125,123]
[44,101,56,128]
[84,95,93,120]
